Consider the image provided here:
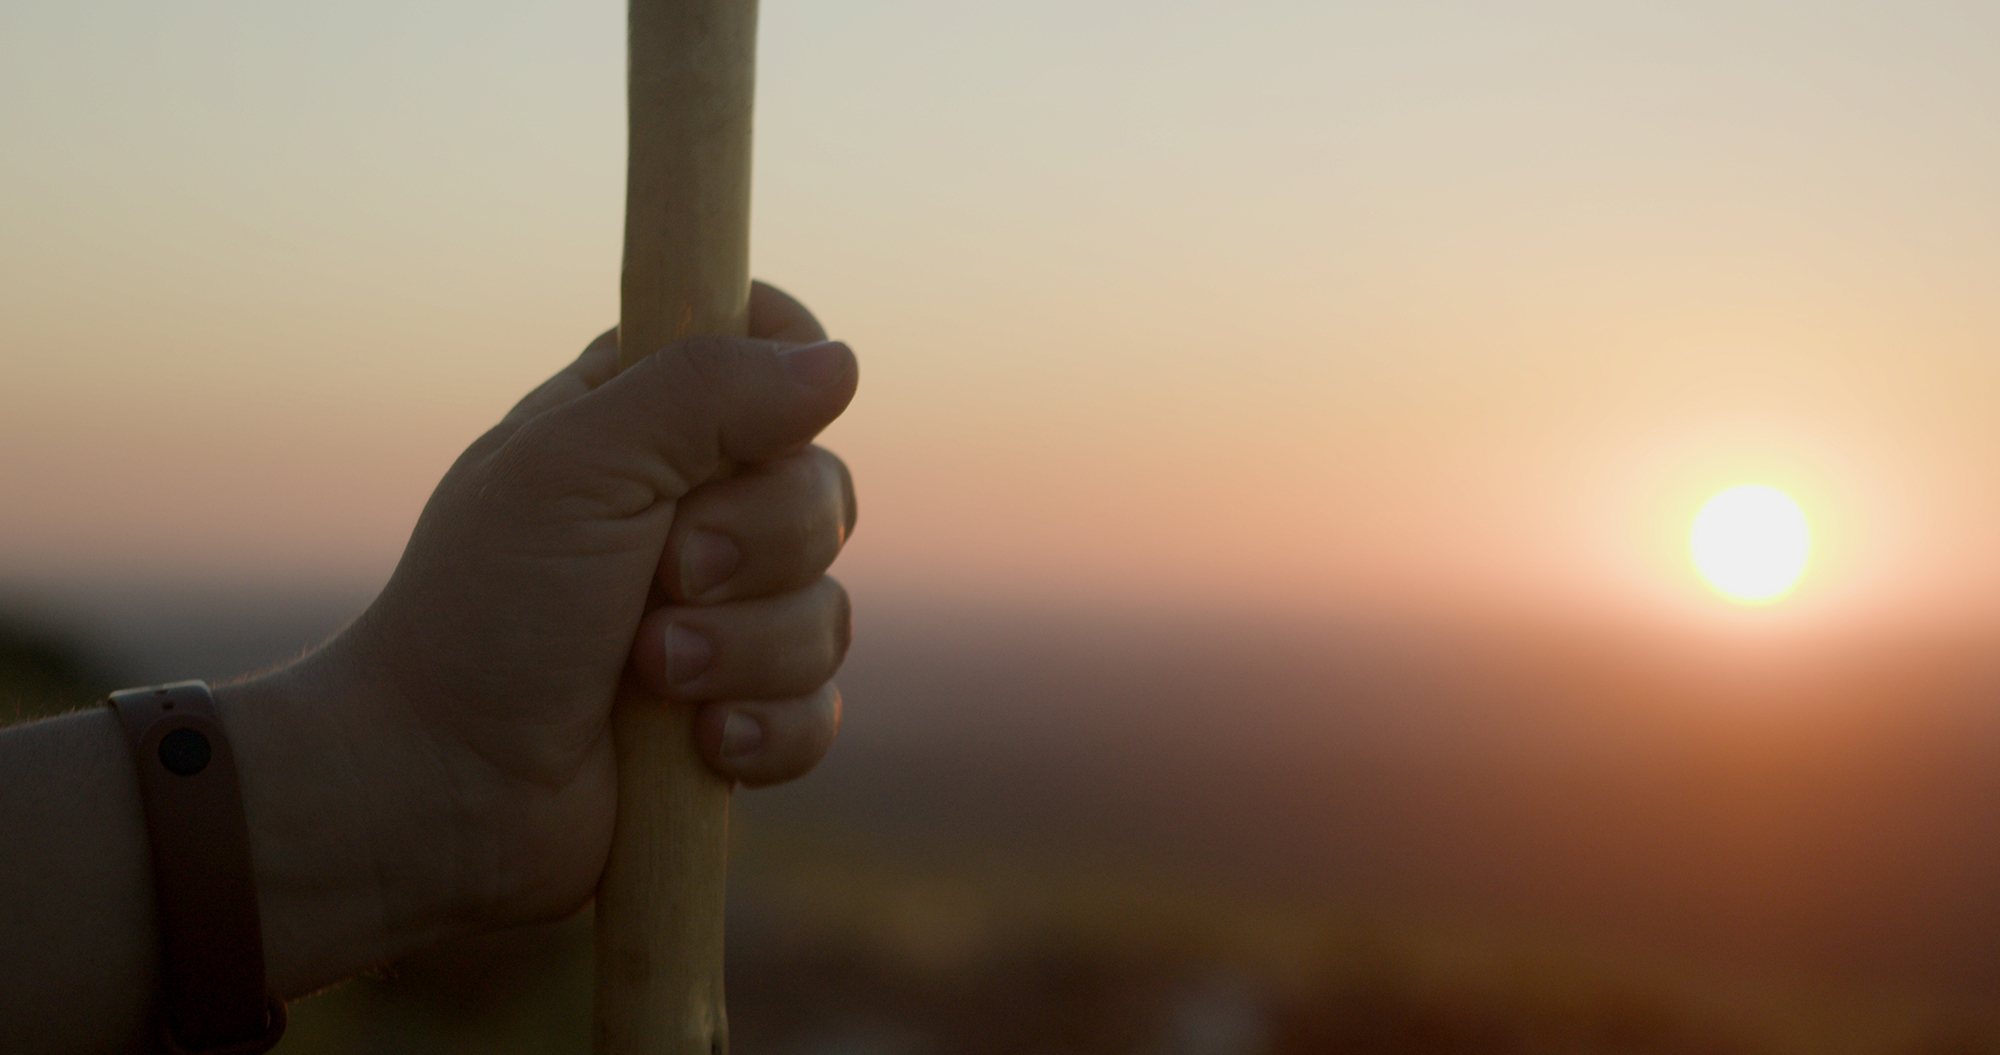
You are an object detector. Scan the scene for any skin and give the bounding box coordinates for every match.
[0,283,856,1054]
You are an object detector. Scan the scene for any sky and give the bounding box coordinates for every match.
[6,0,2000,633]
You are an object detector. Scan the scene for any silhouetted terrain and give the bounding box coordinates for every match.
[11,581,2000,1052]
[811,602,2000,989]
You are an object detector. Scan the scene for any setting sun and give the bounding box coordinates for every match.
[1690,485,1811,604]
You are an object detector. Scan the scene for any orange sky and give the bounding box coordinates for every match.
[6,0,2000,634]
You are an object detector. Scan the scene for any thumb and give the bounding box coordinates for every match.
[512,337,857,516]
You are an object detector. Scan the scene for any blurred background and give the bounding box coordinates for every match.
[9,0,2000,1051]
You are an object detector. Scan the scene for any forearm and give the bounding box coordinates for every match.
[0,658,462,1053]
[0,706,158,1052]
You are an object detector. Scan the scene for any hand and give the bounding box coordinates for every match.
[238,283,856,987]
[0,286,856,1046]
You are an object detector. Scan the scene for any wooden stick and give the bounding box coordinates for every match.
[594,1,758,1052]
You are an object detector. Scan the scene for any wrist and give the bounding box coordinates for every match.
[213,653,469,997]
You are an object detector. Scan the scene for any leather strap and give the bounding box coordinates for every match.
[108,681,285,1055]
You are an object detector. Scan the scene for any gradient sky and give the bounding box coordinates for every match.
[6,0,2000,631]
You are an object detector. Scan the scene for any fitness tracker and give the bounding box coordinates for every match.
[107,681,285,1055]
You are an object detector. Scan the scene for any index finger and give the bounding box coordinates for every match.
[750,281,828,344]
[499,281,821,435]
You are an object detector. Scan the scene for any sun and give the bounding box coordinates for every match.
[1689,485,1811,603]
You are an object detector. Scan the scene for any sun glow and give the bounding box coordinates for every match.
[1689,485,1811,604]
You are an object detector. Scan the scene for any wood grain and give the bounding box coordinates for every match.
[595,1,758,1052]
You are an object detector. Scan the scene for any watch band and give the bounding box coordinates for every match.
[108,681,286,1055]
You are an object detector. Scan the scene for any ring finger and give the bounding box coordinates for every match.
[628,575,852,702]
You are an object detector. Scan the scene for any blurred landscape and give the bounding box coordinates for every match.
[12,581,2000,1054]
[14,2,2000,1052]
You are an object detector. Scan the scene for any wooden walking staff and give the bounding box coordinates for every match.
[594,0,758,1052]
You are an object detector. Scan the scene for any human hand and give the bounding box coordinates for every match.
[228,283,856,991]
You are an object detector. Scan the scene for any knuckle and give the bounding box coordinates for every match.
[833,455,858,539]
[741,459,843,573]
[744,687,840,787]
[801,446,856,541]
[823,579,853,666]
[821,684,844,741]
[784,506,835,570]
[756,583,848,693]
[799,454,854,560]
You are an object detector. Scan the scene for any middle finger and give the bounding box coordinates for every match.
[658,446,856,604]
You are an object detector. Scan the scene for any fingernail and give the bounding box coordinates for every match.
[722,711,764,759]
[679,530,741,598]
[779,340,849,389]
[663,622,713,685]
